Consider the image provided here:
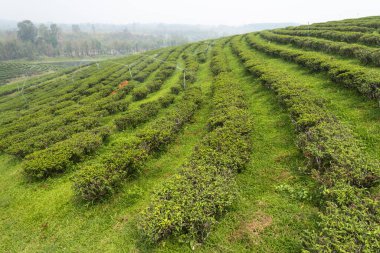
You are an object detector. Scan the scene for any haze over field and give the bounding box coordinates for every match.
[1,0,379,25]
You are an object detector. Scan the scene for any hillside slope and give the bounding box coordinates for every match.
[0,16,379,252]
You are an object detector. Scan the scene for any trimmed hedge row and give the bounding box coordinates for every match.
[309,16,380,29]
[138,42,252,244]
[0,62,63,86]
[247,34,380,100]
[0,66,79,97]
[8,47,185,179]
[0,53,142,126]
[231,36,380,252]
[289,25,375,33]
[22,126,111,179]
[72,87,202,202]
[0,89,130,157]
[131,86,149,101]
[0,51,175,156]
[261,31,380,66]
[3,116,101,157]
[182,50,200,84]
[210,41,230,76]
[193,41,211,63]
[274,29,380,47]
[130,45,190,102]
[0,62,130,139]
[132,54,168,82]
[133,44,190,98]
[115,93,176,130]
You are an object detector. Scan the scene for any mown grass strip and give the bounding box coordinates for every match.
[262,30,380,66]
[138,40,252,245]
[232,35,380,252]
[72,86,202,202]
[247,34,380,101]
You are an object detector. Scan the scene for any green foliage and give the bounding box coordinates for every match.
[304,184,380,253]
[72,87,202,202]
[139,166,237,244]
[139,51,252,244]
[170,85,182,94]
[22,127,111,179]
[275,184,312,201]
[2,16,380,251]
[115,101,160,130]
[261,31,380,66]
[72,139,148,202]
[231,35,380,252]
[158,94,175,108]
[17,20,38,43]
[274,28,380,47]
[210,41,230,75]
[247,33,380,100]
[0,44,190,183]
[131,86,149,101]
[0,62,62,86]
[298,121,379,187]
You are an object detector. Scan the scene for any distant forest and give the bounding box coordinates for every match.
[0,20,189,60]
[0,20,297,60]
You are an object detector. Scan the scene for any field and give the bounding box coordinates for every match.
[0,62,65,86]
[0,16,379,252]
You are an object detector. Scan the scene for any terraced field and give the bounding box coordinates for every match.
[0,62,66,86]
[0,16,379,252]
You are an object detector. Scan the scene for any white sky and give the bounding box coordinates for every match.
[0,0,379,25]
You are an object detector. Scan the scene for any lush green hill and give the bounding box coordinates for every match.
[0,16,379,252]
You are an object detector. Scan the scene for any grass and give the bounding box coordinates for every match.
[183,42,319,253]
[1,23,379,252]
[0,41,320,253]
[0,53,213,253]
[152,42,320,253]
[246,37,380,159]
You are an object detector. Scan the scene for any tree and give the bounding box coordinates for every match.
[38,24,50,42]
[17,20,37,42]
[49,24,60,48]
[72,24,81,34]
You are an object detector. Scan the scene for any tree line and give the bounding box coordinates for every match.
[0,20,188,60]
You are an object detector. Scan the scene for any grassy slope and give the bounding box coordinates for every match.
[255,34,380,73]
[0,41,320,253]
[0,54,213,252]
[249,36,380,159]
[1,29,379,253]
[194,42,317,252]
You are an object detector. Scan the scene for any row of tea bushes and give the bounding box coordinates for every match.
[138,40,252,244]
[232,35,379,253]
[247,34,380,100]
[72,87,202,202]
[261,31,380,66]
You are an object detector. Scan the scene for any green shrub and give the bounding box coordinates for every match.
[72,165,122,202]
[139,165,237,243]
[170,85,182,95]
[231,35,380,252]
[73,87,201,202]
[303,184,380,252]
[261,31,380,66]
[146,82,162,92]
[158,94,175,108]
[114,101,161,130]
[139,50,252,244]
[247,33,380,100]
[22,127,110,179]
[132,86,149,101]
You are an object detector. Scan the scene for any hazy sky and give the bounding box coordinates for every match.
[1,0,379,25]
